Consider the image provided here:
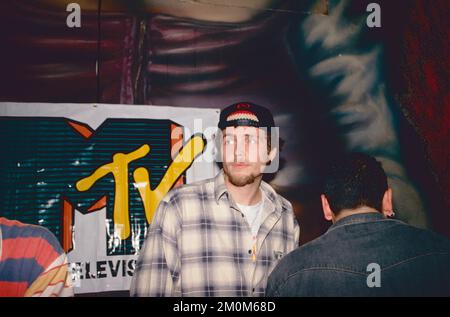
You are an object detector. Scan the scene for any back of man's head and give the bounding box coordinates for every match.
[323,152,388,214]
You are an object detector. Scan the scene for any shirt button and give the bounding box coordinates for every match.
[241,214,245,218]
[252,288,255,292]
[248,249,252,254]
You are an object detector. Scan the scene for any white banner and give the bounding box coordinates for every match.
[0,102,220,294]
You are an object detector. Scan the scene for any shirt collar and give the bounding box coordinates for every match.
[214,169,228,203]
[327,212,385,232]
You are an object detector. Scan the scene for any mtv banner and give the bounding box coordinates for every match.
[0,102,220,294]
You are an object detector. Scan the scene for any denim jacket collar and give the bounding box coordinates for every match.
[327,212,385,232]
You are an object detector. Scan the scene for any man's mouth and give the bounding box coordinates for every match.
[231,163,251,168]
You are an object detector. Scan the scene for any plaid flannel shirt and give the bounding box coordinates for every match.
[130,170,300,297]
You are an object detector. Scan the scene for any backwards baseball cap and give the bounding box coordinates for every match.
[218,102,275,130]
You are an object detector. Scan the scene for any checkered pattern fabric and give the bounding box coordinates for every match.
[130,170,299,297]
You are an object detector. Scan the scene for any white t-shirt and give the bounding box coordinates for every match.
[237,197,264,237]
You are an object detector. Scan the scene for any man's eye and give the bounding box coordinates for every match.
[225,138,234,145]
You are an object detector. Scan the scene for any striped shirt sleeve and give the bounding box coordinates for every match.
[130,198,182,297]
[0,218,73,297]
[24,252,73,297]
[22,225,73,297]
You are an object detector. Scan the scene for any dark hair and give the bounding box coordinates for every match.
[323,152,388,214]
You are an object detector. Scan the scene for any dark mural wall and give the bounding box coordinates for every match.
[0,0,448,244]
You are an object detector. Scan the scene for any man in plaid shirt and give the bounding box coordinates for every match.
[130,102,300,297]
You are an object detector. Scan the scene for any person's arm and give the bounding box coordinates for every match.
[293,216,300,247]
[266,209,299,297]
[265,275,282,297]
[130,198,181,297]
[24,227,73,297]
[286,200,300,249]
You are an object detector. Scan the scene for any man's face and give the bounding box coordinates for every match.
[221,126,273,187]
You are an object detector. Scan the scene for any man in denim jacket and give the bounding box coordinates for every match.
[266,152,450,296]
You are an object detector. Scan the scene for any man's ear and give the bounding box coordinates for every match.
[321,194,334,221]
[382,187,394,217]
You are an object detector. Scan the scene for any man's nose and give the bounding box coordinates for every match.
[234,139,246,161]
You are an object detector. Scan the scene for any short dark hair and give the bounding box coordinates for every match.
[323,152,388,214]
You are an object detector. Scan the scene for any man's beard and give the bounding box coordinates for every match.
[224,168,259,187]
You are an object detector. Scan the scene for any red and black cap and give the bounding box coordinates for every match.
[218,102,275,130]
